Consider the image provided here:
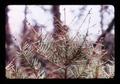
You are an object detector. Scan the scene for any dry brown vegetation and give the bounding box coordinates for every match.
[5,6,114,79]
[5,23,114,79]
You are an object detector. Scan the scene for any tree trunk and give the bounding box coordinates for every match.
[95,18,115,61]
[52,5,68,41]
[52,5,61,40]
[100,5,104,34]
[5,7,13,64]
[22,5,28,36]
[96,18,114,43]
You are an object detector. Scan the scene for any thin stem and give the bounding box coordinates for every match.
[72,8,92,41]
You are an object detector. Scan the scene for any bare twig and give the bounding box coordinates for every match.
[72,8,92,41]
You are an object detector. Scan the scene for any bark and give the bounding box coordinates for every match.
[22,5,28,35]
[96,18,114,43]
[5,7,14,64]
[95,18,115,61]
[5,7,13,47]
[52,5,68,40]
[100,5,104,34]
[52,5,62,40]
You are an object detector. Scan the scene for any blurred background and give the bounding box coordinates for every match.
[5,5,115,78]
[6,5,114,43]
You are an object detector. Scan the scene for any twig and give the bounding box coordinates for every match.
[72,8,92,41]
[6,57,16,70]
